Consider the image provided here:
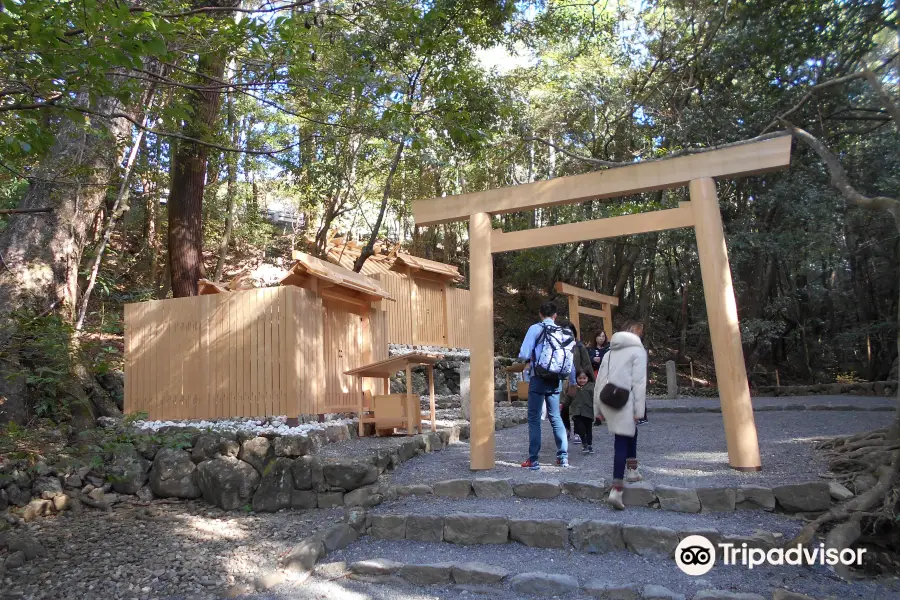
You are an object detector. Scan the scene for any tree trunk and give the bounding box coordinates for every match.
[167,1,236,297]
[213,83,239,281]
[638,233,659,322]
[0,93,132,423]
[353,139,405,272]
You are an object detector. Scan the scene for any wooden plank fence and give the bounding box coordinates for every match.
[125,286,391,420]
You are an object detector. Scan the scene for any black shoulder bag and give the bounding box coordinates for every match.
[599,350,630,409]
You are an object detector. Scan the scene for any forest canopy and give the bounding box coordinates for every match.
[0,0,897,424]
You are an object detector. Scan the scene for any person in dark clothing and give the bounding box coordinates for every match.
[560,321,593,443]
[566,370,596,453]
[589,330,610,379]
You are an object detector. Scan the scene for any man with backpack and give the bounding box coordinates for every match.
[518,302,576,470]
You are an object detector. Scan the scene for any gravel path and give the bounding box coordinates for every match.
[386,410,886,488]
[0,500,342,600]
[370,495,805,537]
[311,538,900,600]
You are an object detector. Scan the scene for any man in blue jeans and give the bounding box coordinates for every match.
[518,302,576,470]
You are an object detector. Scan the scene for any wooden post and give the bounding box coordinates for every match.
[775,369,780,388]
[428,364,436,432]
[690,178,761,471]
[690,361,695,388]
[469,212,495,470]
[602,305,613,339]
[566,295,580,339]
[405,363,415,434]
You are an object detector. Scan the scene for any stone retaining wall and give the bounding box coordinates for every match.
[1,414,536,528]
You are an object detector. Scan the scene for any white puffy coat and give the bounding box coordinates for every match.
[593,332,647,438]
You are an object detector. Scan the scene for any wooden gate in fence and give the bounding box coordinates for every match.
[376,271,470,348]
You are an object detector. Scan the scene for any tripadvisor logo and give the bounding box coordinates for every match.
[674,535,866,576]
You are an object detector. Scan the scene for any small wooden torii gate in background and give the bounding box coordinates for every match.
[554,281,618,340]
[411,133,793,472]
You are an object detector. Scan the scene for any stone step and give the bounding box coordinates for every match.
[384,477,841,515]
[306,537,887,600]
[370,494,803,539]
[362,507,798,561]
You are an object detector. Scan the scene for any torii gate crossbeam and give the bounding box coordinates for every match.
[411,134,793,472]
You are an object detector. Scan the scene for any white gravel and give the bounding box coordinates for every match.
[132,416,354,437]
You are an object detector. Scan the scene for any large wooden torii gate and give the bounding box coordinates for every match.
[411,134,793,471]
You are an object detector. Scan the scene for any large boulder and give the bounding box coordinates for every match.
[108,446,150,495]
[323,461,378,491]
[197,456,260,510]
[6,484,31,507]
[32,476,63,499]
[149,449,201,499]
[252,458,294,512]
[274,435,310,458]
[238,437,274,474]
[291,456,323,491]
[191,434,219,463]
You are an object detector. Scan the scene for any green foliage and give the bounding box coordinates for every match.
[5,312,79,420]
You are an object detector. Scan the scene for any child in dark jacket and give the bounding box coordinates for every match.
[565,371,596,453]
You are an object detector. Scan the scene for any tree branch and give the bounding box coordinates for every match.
[782,122,900,221]
[47,103,316,156]
[523,135,626,167]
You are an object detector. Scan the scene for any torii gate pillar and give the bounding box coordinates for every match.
[469,212,495,470]
[690,178,761,470]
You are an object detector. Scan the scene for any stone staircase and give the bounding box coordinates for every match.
[232,486,899,600]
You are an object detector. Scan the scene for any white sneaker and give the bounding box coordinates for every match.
[607,488,625,510]
[625,467,642,483]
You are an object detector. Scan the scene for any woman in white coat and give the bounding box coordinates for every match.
[593,321,647,510]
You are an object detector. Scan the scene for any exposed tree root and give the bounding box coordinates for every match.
[788,449,899,552]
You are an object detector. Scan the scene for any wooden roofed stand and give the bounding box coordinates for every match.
[321,241,471,348]
[345,353,442,437]
[411,134,795,471]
